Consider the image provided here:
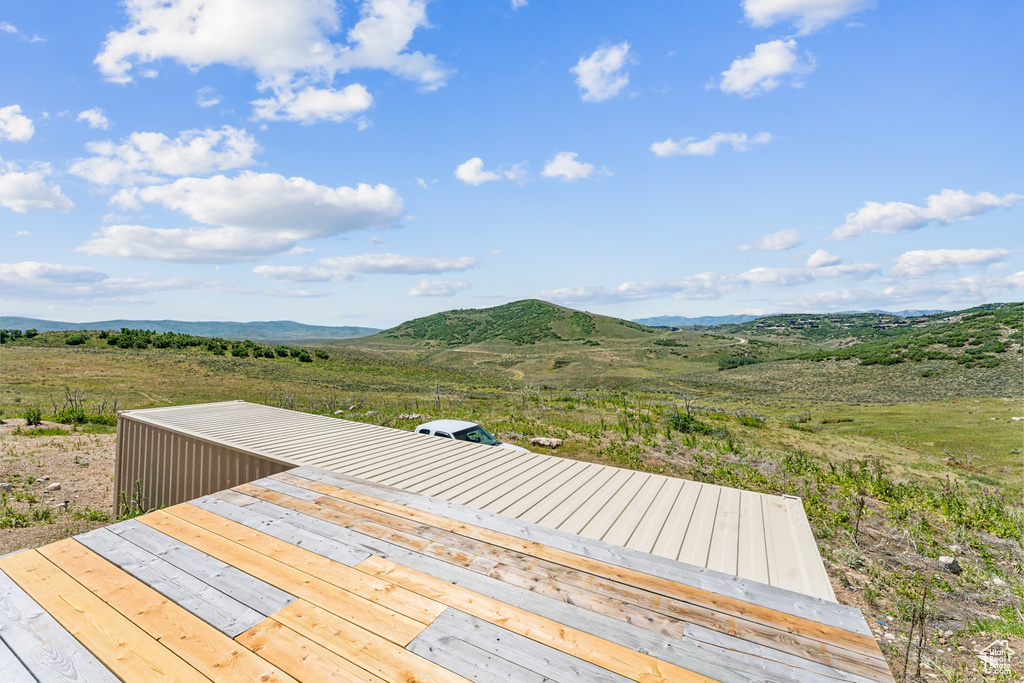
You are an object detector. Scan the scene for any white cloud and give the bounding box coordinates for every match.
[831,189,1024,240]
[0,160,74,213]
[69,126,260,186]
[743,0,875,35]
[254,253,479,282]
[651,132,772,157]
[738,228,802,251]
[76,107,110,130]
[0,261,200,300]
[455,157,501,186]
[806,249,841,267]
[409,279,469,297]
[880,274,1024,305]
[890,248,1011,278]
[541,260,877,305]
[251,84,373,123]
[95,0,450,121]
[719,39,814,97]
[454,157,526,186]
[196,87,222,108]
[81,172,403,262]
[0,105,34,141]
[0,22,16,34]
[510,0,528,8]
[571,42,632,102]
[541,152,606,181]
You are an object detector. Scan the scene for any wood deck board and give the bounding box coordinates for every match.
[275,472,884,661]
[194,490,869,683]
[76,526,266,637]
[37,539,298,683]
[246,477,892,680]
[0,569,119,683]
[2,464,893,682]
[0,550,209,683]
[139,508,429,647]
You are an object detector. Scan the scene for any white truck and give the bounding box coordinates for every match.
[415,419,530,453]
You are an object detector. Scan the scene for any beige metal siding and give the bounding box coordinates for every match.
[113,412,293,516]
[115,400,836,601]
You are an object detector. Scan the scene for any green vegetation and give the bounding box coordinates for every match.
[383,299,653,345]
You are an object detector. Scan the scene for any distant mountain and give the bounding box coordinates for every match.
[849,309,946,317]
[634,314,763,327]
[376,299,654,346]
[0,317,379,341]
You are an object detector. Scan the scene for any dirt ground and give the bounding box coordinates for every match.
[0,418,116,554]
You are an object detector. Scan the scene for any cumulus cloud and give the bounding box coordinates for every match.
[738,228,802,251]
[806,249,841,267]
[571,42,632,102]
[251,84,373,123]
[76,108,110,130]
[541,260,877,305]
[454,157,525,186]
[541,152,606,181]
[0,105,34,141]
[254,253,479,282]
[651,132,772,157]
[890,248,1011,278]
[69,126,260,186]
[743,0,875,34]
[80,172,402,262]
[880,273,1024,305]
[95,0,450,121]
[0,261,201,300]
[0,160,74,213]
[409,279,469,297]
[831,189,1023,240]
[719,39,814,97]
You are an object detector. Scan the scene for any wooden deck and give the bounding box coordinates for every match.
[1,467,893,682]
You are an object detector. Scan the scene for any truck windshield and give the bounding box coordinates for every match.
[452,425,500,446]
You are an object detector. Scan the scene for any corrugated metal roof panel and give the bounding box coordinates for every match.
[120,400,836,601]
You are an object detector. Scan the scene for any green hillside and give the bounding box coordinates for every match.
[379,299,655,346]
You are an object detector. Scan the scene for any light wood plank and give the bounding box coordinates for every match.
[236,617,389,683]
[356,556,712,683]
[199,487,871,683]
[272,600,469,683]
[0,637,35,683]
[108,519,295,616]
[38,539,297,683]
[280,474,884,664]
[0,550,208,683]
[0,569,118,683]
[139,508,427,646]
[410,607,631,683]
[170,501,446,625]
[293,466,871,635]
[77,527,265,637]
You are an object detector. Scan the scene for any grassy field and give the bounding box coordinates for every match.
[2,302,1023,680]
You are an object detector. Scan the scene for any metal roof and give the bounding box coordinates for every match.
[0,467,892,682]
[121,400,836,602]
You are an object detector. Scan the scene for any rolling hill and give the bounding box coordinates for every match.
[0,317,379,341]
[378,299,655,345]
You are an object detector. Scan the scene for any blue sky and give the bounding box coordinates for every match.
[1,0,1021,328]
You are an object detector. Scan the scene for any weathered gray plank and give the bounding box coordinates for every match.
[214,490,859,683]
[192,493,371,566]
[0,570,118,683]
[410,608,629,683]
[0,637,36,683]
[290,466,871,637]
[76,527,265,637]
[105,518,294,616]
